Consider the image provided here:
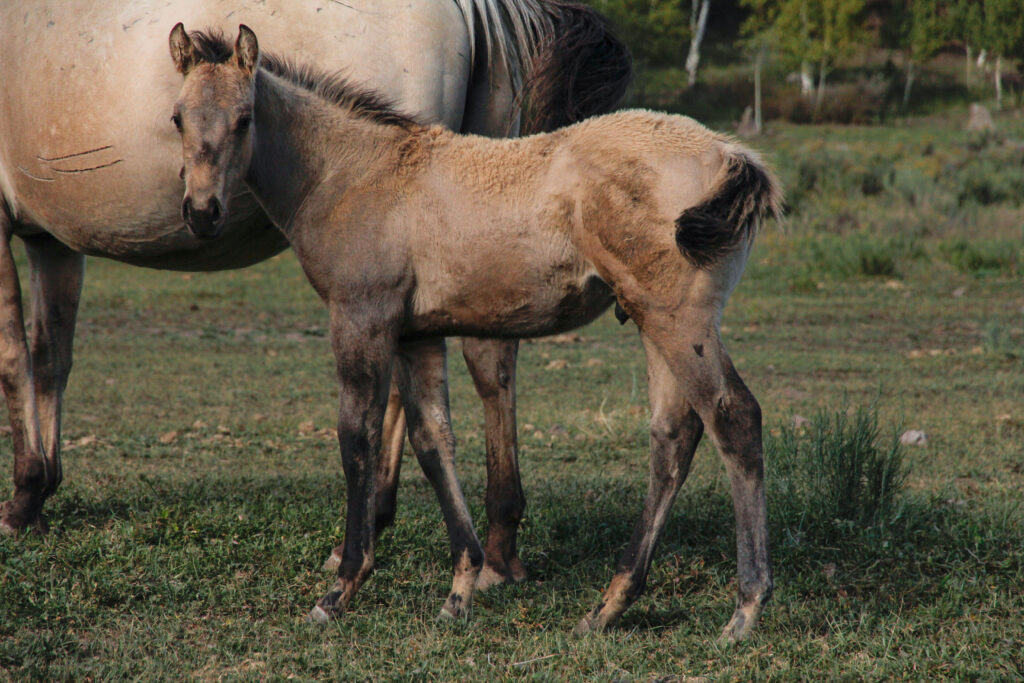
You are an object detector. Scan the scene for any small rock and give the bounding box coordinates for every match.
[823,562,837,582]
[792,415,811,429]
[952,286,968,298]
[900,429,928,446]
[545,359,569,370]
[192,420,209,430]
[158,431,178,445]
[298,420,316,435]
[584,358,604,367]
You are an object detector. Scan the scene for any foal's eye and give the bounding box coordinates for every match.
[171,113,183,131]
[235,115,252,133]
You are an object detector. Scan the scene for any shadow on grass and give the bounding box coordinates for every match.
[14,459,1022,635]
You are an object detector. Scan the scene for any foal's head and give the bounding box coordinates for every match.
[169,23,259,240]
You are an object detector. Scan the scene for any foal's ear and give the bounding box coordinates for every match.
[235,25,259,77]
[169,23,198,74]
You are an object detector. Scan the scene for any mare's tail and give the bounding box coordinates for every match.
[457,1,632,134]
[519,1,633,133]
[675,146,783,269]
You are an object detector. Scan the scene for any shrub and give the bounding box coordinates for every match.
[938,238,1021,275]
[765,404,908,545]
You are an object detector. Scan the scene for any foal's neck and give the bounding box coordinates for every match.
[246,70,408,232]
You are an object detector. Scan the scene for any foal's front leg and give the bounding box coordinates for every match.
[308,307,396,622]
[396,339,484,618]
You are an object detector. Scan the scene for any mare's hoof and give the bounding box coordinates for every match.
[0,502,48,537]
[475,559,528,592]
[322,551,342,572]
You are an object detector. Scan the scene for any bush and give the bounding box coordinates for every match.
[766,404,908,545]
[938,238,1021,275]
[765,77,888,125]
[798,232,923,279]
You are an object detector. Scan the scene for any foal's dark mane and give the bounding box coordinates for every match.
[189,29,420,129]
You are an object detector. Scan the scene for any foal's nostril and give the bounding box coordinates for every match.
[209,198,222,224]
[181,196,193,223]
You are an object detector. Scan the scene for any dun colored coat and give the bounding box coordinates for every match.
[170,25,781,640]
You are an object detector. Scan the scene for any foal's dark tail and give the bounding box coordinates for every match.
[675,147,783,269]
[520,1,633,133]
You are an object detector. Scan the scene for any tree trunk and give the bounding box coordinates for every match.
[995,55,1003,109]
[814,59,828,115]
[965,44,972,89]
[903,59,916,109]
[685,0,710,87]
[754,48,764,135]
[800,61,814,97]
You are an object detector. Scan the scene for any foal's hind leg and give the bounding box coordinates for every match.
[574,337,703,635]
[461,337,528,590]
[643,318,772,641]
[395,339,484,619]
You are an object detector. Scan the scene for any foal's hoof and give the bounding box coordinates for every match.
[305,605,334,624]
[437,593,471,621]
[719,604,758,643]
[572,608,605,637]
[475,558,528,592]
[321,550,343,572]
[305,590,346,624]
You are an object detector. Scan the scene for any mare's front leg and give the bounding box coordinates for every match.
[0,224,46,534]
[308,305,396,622]
[396,339,484,618]
[461,337,528,590]
[25,235,85,499]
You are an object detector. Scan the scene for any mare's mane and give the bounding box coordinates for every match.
[189,29,420,129]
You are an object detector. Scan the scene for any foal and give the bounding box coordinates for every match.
[170,24,781,640]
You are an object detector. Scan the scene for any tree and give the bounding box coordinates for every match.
[589,0,690,67]
[951,0,1024,107]
[739,0,782,133]
[773,0,868,113]
[979,0,1024,107]
[882,0,951,107]
[685,0,711,85]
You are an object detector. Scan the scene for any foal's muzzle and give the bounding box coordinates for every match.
[181,195,226,240]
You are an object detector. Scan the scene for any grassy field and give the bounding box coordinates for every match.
[2,114,1023,681]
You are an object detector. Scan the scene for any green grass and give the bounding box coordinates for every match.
[2,115,1024,680]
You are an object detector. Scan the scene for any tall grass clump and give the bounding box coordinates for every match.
[766,404,907,545]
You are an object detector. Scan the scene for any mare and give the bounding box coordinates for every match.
[0,0,630,591]
[171,25,781,640]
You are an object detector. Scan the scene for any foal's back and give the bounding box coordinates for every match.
[395,111,738,338]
